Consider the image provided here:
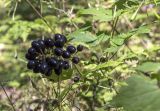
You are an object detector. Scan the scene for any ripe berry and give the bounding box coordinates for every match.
[58,60,64,68]
[54,67,62,76]
[72,57,80,64]
[40,62,49,74]
[67,45,76,54]
[54,39,65,48]
[33,63,41,73]
[61,35,67,43]
[48,57,58,67]
[31,41,41,52]
[25,53,36,60]
[54,34,62,41]
[77,45,83,51]
[63,61,70,70]
[44,38,54,47]
[73,76,80,82]
[54,34,67,43]
[27,60,36,69]
[38,39,45,51]
[54,48,63,56]
[28,47,37,55]
[62,51,70,58]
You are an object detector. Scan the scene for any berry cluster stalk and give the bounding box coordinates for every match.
[58,76,61,111]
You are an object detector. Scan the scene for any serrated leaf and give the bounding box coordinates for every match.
[79,8,124,22]
[68,29,97,43]
[111,75,160,111]
[94,60,123,70]
[136,62,160,73]
[104,46,119,53]
[93,33,110,46]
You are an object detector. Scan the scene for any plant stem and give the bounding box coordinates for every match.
[0,82,16,111]
[25,0,55,33]
[57,76,61,111]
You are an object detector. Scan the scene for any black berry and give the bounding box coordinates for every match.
[38,39,45,51]
[58,60,64,68]
[63,61,70,70]
[72,57,80,64]
[77,45,83,51]
[54,39,65,48]
[28,47,37,55]
[48,57,58,68]
[40,62,49,74]
[31,41,40,51]
[27,60,36,69]
[33,63,41,73]
[44,38,54,47]
[54,34,67,43]
[61,35,67,43]
[67,45,76,54]
[54,34,62,41]
[62,51,70,58]
[54,48,63,56]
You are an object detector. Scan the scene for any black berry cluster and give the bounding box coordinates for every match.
[25,34,83,76]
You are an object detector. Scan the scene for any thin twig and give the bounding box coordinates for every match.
[25,0,55,33]
[73,64,82,76]
[0,82,16,111]
[57,76,61,111]
[111,17,119,37]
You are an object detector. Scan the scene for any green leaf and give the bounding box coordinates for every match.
[111,75,160,111]
[136,62,160,73]
[95,60,123,71]
[78,8,110,15]
[68,28,97,43]
[78,8,124,22]
[104,46,120,53]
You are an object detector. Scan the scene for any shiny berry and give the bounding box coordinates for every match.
[54,34,67,43]
[72,57,80,64]
[28,47,37,55]
[31,41,41,52]
[58,60,64,68]
[44,38,54,47]
[27,60,36,69]
[77,45,83,51]
[38,39,45,51]
[54,48,63,56]
[63,61,70,70]
[54,34,62,41]
[61,35,67,43]
[33,63,41,73]
[67,45,76,54]
[54,39,65,48]
[40,62,49,74]
[62,51,70,58]
[48,57,58,67]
